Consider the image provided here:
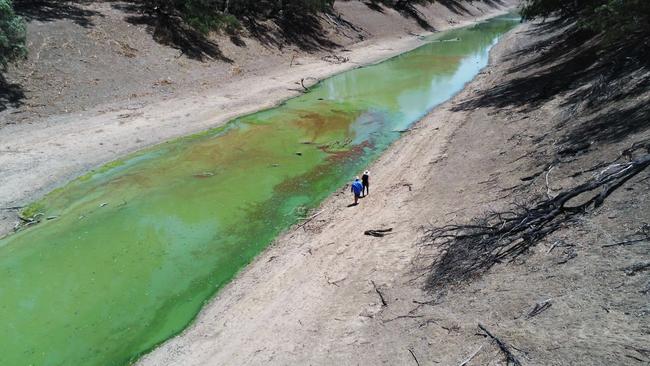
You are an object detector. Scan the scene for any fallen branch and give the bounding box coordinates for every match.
[325,275,346,287]
[298,77,318,92]
[526,298,552,319]
[371,280,388,306]
[478,324,522,366]
[0,206,23,211]
[602,223,649,248]
[408,348,420,366]
[603,238,649,248]
[296,210,324,230]
[459,344,484,366]
[422,150,650,289]
[622,262,650,276]
[364,228,393,237]
[547,240,560,254]
[383,314,425,323]
[545,165,556,199]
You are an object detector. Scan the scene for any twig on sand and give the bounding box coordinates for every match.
[383,314,425,323]
[622,262,650,276]
[547,240,560,254]
[603,238,649,248]
[299,77,317,92]
[602,224,649,248]
[296,210,324,230]
[459,344,484,366]
[325,275,346,287]
[477,324,522,366]
[526,298,553,319]
[408,348,420,366]
[545,165,556,199]
[371,280,388,306]
[0,206,23,211]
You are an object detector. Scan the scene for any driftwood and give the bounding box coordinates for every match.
[478,324,522,366]
[364,228,393,237]
[422,147,650,290]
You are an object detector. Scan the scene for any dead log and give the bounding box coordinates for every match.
[364,228,393,237]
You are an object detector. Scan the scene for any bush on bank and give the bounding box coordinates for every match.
[0,0,26,69]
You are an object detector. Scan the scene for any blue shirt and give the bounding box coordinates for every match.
[351,180,363,195]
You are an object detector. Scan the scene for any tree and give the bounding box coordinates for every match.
[521,0,650,36]
[0,0,26,69]
[140,0,335,34]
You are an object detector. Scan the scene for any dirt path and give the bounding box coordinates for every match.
[137,21,650,365]
[0,4,515,236]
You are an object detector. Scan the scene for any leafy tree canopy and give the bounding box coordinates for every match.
[143,0,336,33]
[0,0,26,69]
[521,0,650,36]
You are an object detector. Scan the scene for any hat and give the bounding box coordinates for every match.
[355,176,360,180]
[364,170,369,175]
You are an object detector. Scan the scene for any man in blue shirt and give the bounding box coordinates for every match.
[351,177,364,205]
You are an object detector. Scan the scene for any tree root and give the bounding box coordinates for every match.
[422,142,650,290]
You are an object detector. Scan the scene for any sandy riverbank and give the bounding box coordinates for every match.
[0,2,516,236]
[137,18,650,366]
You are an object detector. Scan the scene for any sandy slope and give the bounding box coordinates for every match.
[137,22,650,366]
[0,2,516,236]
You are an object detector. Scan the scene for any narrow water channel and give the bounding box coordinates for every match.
[0,15,518,366]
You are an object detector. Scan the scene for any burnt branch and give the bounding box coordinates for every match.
[478,324,522,366]
[422,146,650,290]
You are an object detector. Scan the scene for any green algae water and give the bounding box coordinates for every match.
[0,15,518,366]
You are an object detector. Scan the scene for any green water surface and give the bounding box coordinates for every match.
[0,15,518,366]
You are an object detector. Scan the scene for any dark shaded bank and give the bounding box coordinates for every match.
[422,19,650,292]
[0,76,25,112]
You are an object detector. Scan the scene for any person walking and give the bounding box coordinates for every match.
[361,170,370,197]
[351,177,364,205]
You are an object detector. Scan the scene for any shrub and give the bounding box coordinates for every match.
[0,0,26,69]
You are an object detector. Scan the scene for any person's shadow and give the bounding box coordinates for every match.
[347,203,358,207]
